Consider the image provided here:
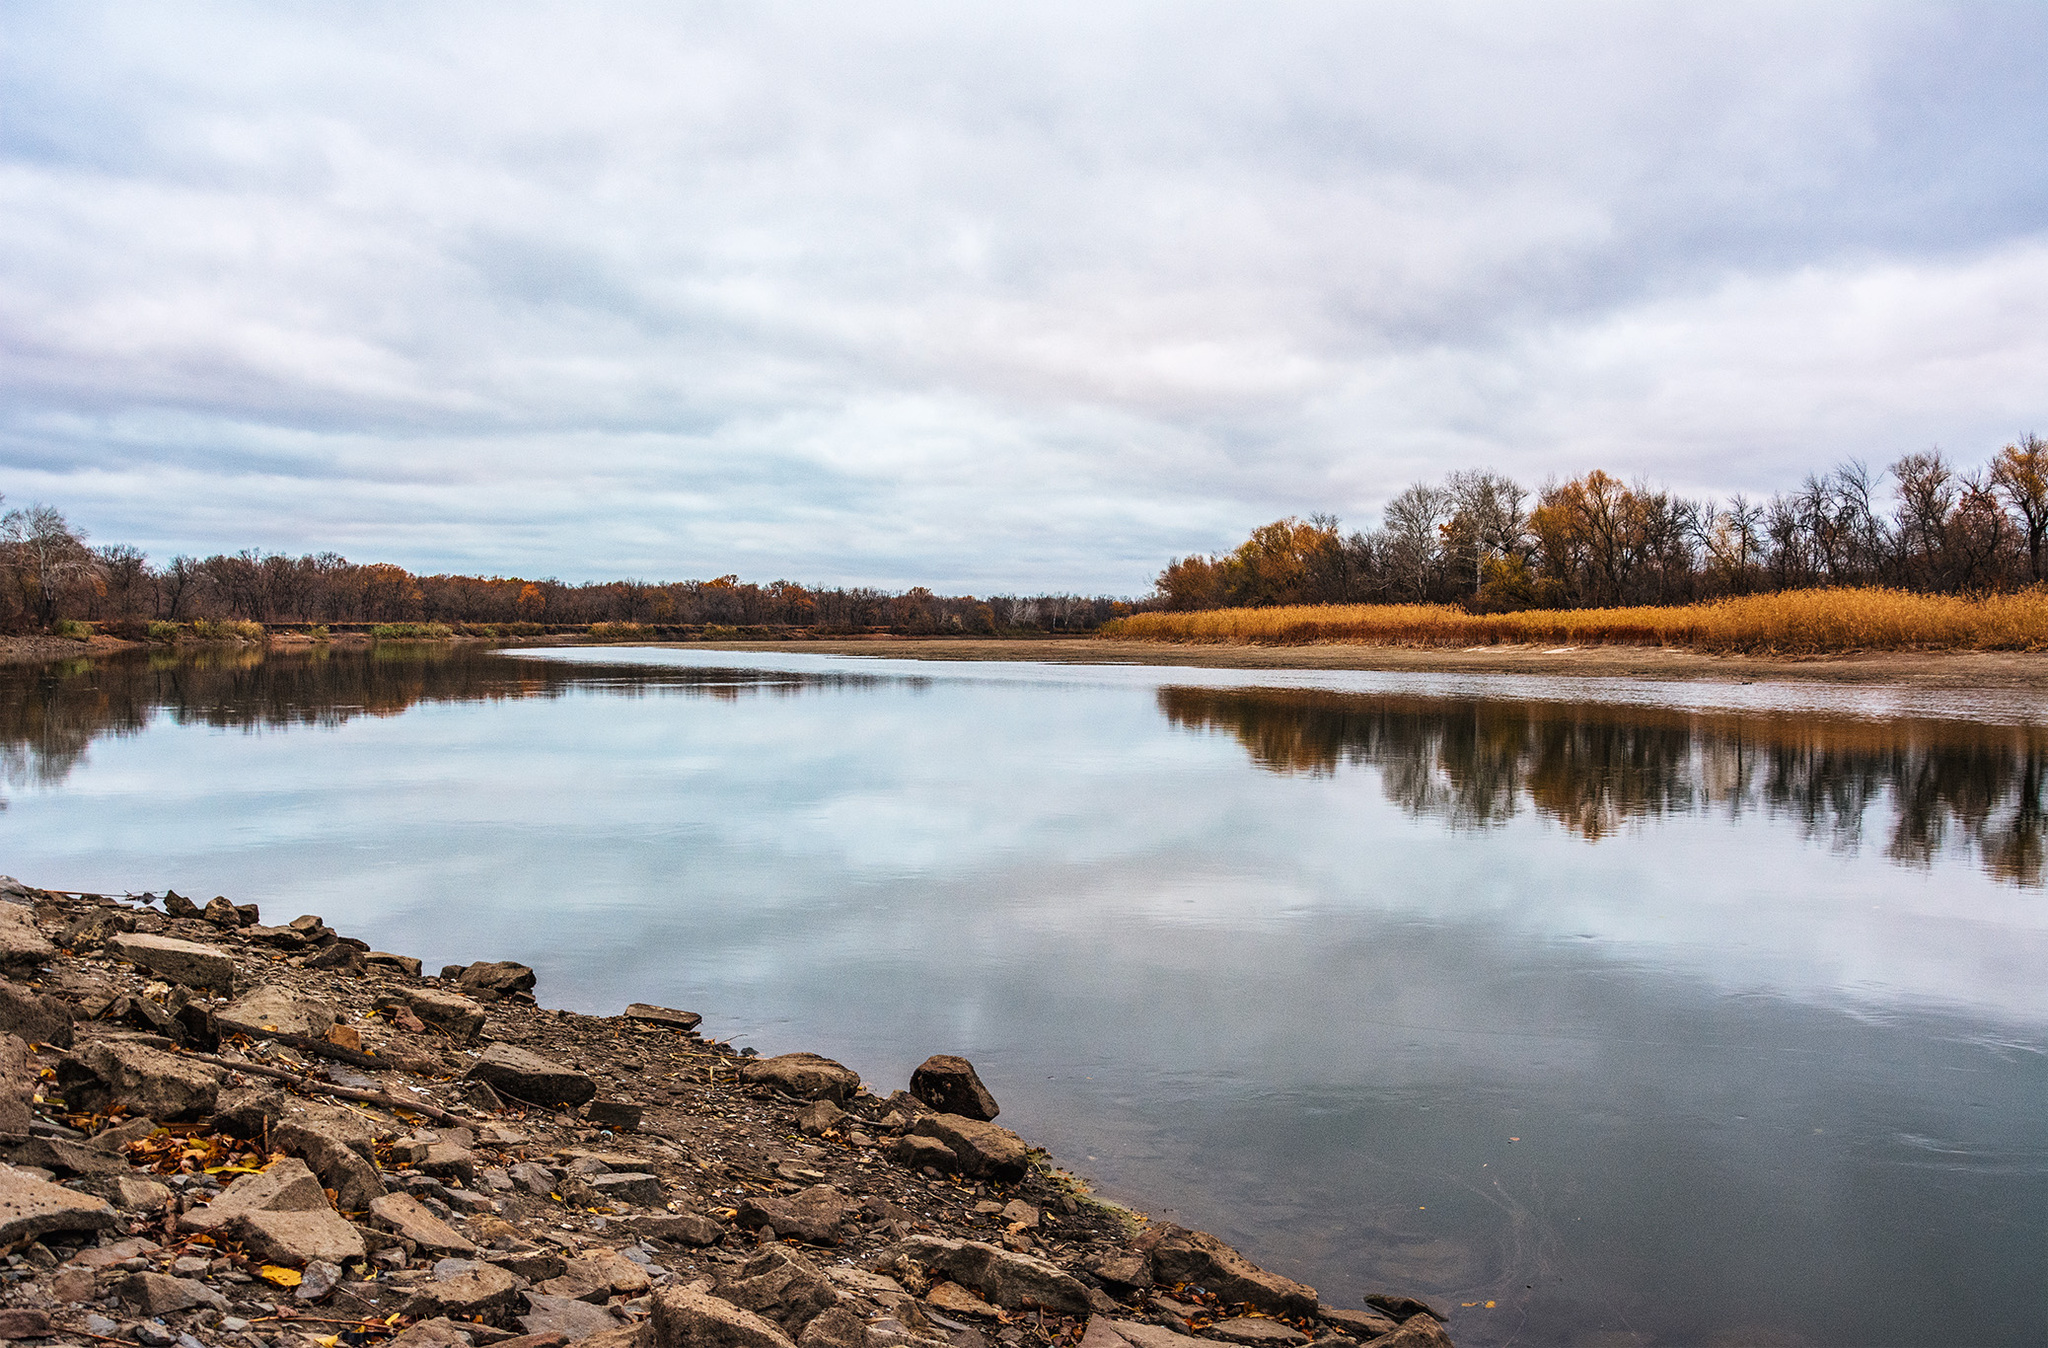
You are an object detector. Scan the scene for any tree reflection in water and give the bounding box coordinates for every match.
[1158,685,2048,884]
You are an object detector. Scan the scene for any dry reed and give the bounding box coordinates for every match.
[1099,587,2048,654]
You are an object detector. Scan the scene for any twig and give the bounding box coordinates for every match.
[179,1050,469,1126]
[218,1026,387,1070]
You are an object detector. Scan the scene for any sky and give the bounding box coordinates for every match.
[3,3,2046,593]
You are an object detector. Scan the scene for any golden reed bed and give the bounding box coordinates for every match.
[1099,587,2048,654]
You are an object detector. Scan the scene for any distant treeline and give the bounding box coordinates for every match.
[1156,438,2048,611]
[0,500,1134,636]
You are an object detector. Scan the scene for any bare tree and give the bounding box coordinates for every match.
[1991,434,2048,582]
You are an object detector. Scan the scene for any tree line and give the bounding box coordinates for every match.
[0,499,1131,635]
[1156,437,2048,610]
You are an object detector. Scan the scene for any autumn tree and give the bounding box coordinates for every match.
[1991,434,2048,582]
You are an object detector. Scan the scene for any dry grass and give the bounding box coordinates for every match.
[1100,587,2048,654]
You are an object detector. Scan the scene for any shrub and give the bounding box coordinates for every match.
[147,620,180,641]
[191,619,266,641]
[371,622,453,640]
[52,619,91,639]
[504,621,544,636]
[588,621,648,641]
[307,625,330,640]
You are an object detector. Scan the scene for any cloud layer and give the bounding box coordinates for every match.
[3,2,2045,589]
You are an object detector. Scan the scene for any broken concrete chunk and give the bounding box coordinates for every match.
[0,977,75,1047]
[117,1270,229,1314]
[402,1259,525,1320]
[622,1004,702,1032]
[62,1039,224,1121]
[387,987,488,1043]
[716,1245,843,1334]
[735,1185,855,1246]
[181,1157,367,1265]
[907,1114,1028,1182]
[369,1192,479,1257]
[459,960,538,1001]
[519,1292,621,1340]
[882,1236,1093,1316]
[0,905,55,976]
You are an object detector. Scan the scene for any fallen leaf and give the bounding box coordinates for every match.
[260,1265,304,1287]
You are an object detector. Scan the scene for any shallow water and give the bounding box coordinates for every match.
[5,646,2044,1347]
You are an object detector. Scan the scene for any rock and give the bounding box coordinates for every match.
[367,952,424,977]
[202,896,241,927]
[1133,1226,1317,1320]
[623,1005,701,1033]
[888,1136,956,1171]
[908,1057,999,1122]
[370,1192,479,1256]
[1358,1318,1451,1348]
[1085,1253,1150,1291]
[998,1200,1037,1230]
[307,943,367,975]
[587,1172,664,1208]
[0,905,54,975]
[0,1033,33,1140]
[926,1282,1000,1319]
[716,1245,843,1334]
[0,977,75,1047]
[388,987,488,1043]
[459,961,538,1001]
[586,1100,644,1132]
[883,1237,1093,1316]
[468,1043,597,1109]
[61,1040,224,1121]
[248,924,310,950]
[1315,1309,1399,1340]
[738,1053,860,1103]
[12,1134,131,1176]
[1106,1323,1207,1348]
[1202,1321,1308,1347]
[1363,1296,1447,1325]
[652,1287,799,1348]
[116,1271,230,1315]
[104,933,236,991]
[58,907,136,951]
[795,1305,872,1348]
[795,1101,843,1137]
[389,1317,488,1348]
[162,892,201,919]
[735,1185,855,1246]
[0,1164,119,1244]
[218,984,337,1039]
[626,1212,725,1246]
[84,1174,174,1211]
[403,1260,525,1320]
[906,1116,1028,1182]
[213,1087,385,1212]
[0,1309,51,1338]
[537,1251,651,1302]
[519,1292,620,1340]
[574,1328,647,1348]
[180,1158,366,1265]
[296,1259,344,1303]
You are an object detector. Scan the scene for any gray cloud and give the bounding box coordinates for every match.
[2,1,2044,588]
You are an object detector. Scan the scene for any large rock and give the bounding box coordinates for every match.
[63,1040,224,1120]
[1204,1320,1308,1347]
[536,1251,651,1303]
[1359,1317,1453,1348]
[389,987,487,1043]
[468,1043,596,1109]
[882,1236,1093,1315]
[56,907,135,953]
[180,1157,366,1265]
[626,1212,725,1246]
[735,1185,856,1246]
[0,905,54,976]
[215,1089,385,1212]
[402,1260,524,1320]
[0,1164,119,1244]
[908,1056,998,1121]
[0,1033,32,1140]
[218,984,337,1039]
[1131,1226,1317,1320]
[104,932,236,991]
[458,961,538,1001]
[1101,1322,1205,1348]
[653,1287,798,1348]
[716,1246,842,1334]
[369,1192,478,1256]
[623,1004,701,1033]
[1317,1307,1400,1340]
[738,1053,860,1103]
[907,1114,1028,1181]
[117,1271,230,1314]
[520,1292,621,1340]
[0,978,75,1047]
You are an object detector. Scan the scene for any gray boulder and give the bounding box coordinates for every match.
[386,987,487,1043]
[458,961,538,1001]
[117,1272,229,1315]
[0,978,75,1048]
[402,1260,525,1321]
[653,1287,799,1348]
[218,984,337,1039]
[907,1114,1028,1181]
[735,1185,856,1246]
[179,1157,366,1265]
[0,1163,119,1244]
[716,1245,842,1334]
[368,1192,477,1257]
[1131,1225,1317,1320]
[881,1236,1095,1315]
[623,1004,702,1032]
[519,1292,621,1340]
[62,1040,224,1120]
[103,932,236,991]
[0,905,55,976]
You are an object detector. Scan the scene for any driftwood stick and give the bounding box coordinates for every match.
[182,1050,470,1126]
[217,1025,387,1070]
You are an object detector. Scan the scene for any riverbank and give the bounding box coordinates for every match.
[0,883,1453,1348]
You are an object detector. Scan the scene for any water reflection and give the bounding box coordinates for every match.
[0,647,882,802]
[1159,685,2048,884]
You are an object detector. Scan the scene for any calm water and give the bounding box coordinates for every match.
[6,646,2045,1348]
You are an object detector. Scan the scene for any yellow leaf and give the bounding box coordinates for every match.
[259,1265,303,1287]
[316,1337,340,1348]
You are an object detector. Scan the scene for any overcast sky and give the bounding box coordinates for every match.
[3,3,2045,591]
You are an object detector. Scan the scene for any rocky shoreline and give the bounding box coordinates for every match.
[0,881,1453,1348]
